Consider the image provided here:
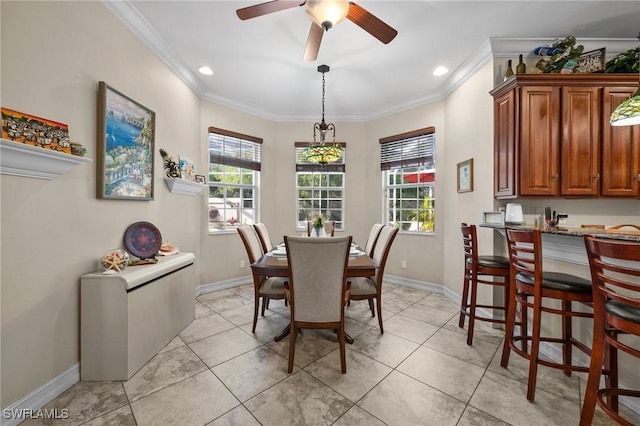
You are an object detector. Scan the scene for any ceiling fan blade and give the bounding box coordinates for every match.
[347,2,397,44]
[236,0,300,20]
[303,23,324,62]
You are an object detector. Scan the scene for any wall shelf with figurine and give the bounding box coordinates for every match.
[0,138,92,180]
[164,177,206,195]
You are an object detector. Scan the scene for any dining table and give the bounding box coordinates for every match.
[250,241,378,343]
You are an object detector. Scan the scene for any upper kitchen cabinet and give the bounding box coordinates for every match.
[490,74,640,199]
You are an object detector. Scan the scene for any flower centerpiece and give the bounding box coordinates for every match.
[312,212,326,237]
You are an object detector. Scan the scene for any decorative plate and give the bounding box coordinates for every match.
[123,221,162,259]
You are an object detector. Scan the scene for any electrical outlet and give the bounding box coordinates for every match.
[401,260,407,269]
[240,260,245,268]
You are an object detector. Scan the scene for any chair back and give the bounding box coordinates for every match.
[365,223,383,257]
[237,225,264,264]
[460,223,478,269]
[371,225,399,284]
[505,228,542,290]
[284,236,351,323]
[254,223,273,252]
[306,220,336,237]
[584,235,640,316]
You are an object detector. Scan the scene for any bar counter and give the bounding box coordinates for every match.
[480,224,640,243]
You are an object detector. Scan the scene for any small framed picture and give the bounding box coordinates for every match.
[457,158,474,193]
[195,175,206,184]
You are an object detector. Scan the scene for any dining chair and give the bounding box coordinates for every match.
[348,225,399,333]
[580,236,640,426]
[284,235,352,374]
[237,225,287,332]
[254,223,273,253]
[458,223,510,346]
[364,223,383,257]
[501,228,593,401]
[306,220,335,237]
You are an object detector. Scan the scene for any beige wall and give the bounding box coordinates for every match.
[1,1,202,406]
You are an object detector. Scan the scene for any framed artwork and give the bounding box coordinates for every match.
[179,156,195,181]
[576,48,606,73]
[195,175,206,184]
[457,158,474,193]
[1,107,71,154]
[97,81,155,200]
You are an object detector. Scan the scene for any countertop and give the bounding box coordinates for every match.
[479,224,640,243]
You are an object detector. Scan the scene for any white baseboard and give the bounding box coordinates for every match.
[1,364,79,426]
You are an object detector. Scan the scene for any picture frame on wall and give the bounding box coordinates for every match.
[457,158,474,193]
[97,81,155,200]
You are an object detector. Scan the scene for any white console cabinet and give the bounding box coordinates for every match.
[81,252,196,380]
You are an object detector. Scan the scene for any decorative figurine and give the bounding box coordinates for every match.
[159,148,181,178]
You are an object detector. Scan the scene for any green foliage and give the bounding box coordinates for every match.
[605,47,640,74]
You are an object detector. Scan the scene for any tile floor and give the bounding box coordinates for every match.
[21,283,640,426]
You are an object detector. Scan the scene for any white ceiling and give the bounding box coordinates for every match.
[104,1,640,121]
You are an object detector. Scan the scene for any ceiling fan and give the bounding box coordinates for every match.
[236,0,398,61]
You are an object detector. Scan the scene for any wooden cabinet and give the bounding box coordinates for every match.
[490,74,640,199]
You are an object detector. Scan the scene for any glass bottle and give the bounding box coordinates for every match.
[516,54,527,74]
[504,60,514,81]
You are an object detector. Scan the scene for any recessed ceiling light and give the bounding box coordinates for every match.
[433,66,448,76]
[198,66,214,76]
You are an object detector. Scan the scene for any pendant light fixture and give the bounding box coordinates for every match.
[305,64,343,166]
[610,32,640,127]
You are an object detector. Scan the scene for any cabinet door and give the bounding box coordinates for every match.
[520,86,560,196]
[493,90,517,198]
[601,87,640,197]
[561,86,600,196]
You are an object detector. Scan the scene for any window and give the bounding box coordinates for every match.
[208,127,261,232]
[381,127,436,233]
[295,142,346,231]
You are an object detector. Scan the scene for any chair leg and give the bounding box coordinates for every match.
[562,300,572,377]
[339,326,347,374]
[466,272,478,346]
[579,309,607,426]
[376,294,384,334]
[520,295,528,353]
[459,270,470,328]
[368,298,375,316]
[526,296,543,401]
[608,336,619,413]
[501,285,518,368]
[261,298,267,316]
[288,324,297,374]
[252,290,260,333]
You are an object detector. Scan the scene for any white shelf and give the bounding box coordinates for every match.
[1,138,92,179]
[164,177,206,195]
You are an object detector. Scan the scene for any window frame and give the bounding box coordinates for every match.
[380,127,436,234]
[295,142,346,232]
[207,127,261,234]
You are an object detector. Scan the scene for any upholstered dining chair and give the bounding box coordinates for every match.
[348,225,399,333]
[237,225,287,332]
[254,223,274,253]
[580,236,640,426]
[284,235,352,374]
[364,223,383,257]
[501,228,593,401]
[458,223,510,346]
[306,220,335,237]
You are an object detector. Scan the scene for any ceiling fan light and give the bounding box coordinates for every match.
[305,0,349,31]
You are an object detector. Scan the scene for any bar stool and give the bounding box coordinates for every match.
[580,235,640,426]
[501,228,593,401]
[458,223,510,346]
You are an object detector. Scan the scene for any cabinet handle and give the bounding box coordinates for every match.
[552,174,559,180]
[637,174,640,182]
[593,173,600,181]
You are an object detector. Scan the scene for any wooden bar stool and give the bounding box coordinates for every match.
[580,236,640,426]
[501,228,593,401]
[458,223,510,345]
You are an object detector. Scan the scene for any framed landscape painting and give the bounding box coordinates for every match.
[97,81,155,200]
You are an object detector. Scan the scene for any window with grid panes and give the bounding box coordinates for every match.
[208,127,261,232]
[295,142,346,232]
[381,127,436,233]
